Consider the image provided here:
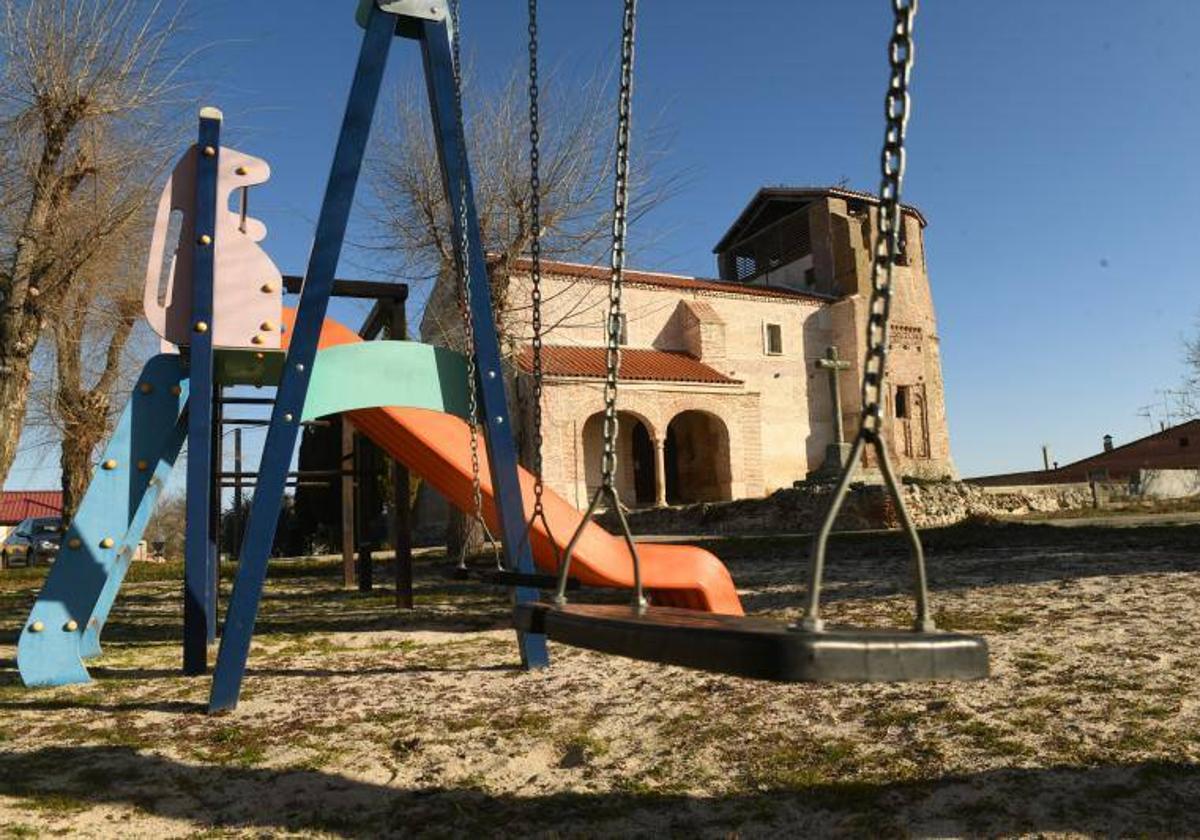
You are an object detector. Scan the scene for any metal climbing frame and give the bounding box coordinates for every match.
[208,0,547,713]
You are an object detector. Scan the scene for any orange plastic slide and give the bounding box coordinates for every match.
[292,310,744,615]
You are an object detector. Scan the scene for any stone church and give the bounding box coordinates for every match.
[504,186,956,509]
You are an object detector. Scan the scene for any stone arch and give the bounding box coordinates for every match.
[665,409,733,503]
[580,409,658,507]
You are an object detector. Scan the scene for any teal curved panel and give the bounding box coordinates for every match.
[18,354,189,687]
[302,341,471,421]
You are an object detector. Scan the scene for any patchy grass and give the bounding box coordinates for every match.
[3,530,1200,836]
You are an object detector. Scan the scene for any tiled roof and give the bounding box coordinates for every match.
[517,345,741,385]
[503,257,830,304]
[0,491,63,524]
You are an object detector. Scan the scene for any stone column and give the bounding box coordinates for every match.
[654,437,667,508]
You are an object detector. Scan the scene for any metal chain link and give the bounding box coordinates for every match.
[600,0,637,493]
[448,0,500,570]
[801,0,933,633]
[519,0,561,562]
[860,0,917,439]
[555,0,646,614]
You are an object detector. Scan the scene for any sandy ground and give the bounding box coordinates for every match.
[2,520,1200,838]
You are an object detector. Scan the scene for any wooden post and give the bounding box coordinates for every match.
[391,301,414,608]
[354,427,372,592]
[210,383,223,640]
[233,428,243,550]
[340,418,356,588]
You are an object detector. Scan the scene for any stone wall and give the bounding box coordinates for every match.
[608,480,1095,536]
[507,266,825,495]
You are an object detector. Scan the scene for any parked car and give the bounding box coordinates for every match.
[1,516,63,568]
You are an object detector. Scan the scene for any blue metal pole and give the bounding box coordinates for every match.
[184,110,221,675]
[418,19,549,669]
[208,4,397,712]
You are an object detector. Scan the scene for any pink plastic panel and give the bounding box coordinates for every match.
[143,146,284,350]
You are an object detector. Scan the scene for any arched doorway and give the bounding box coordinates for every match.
[665,410,732,504]
[580,411,657,507]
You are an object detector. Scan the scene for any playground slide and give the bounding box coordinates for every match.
[303,313,744,615]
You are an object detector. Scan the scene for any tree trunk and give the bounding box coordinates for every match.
[0,352,37,490]
[446,508,486,564]
[59,396,109,521]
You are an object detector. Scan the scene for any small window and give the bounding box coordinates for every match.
[895,223,910,266]
[1181,436,1190,448]
[895,385,911,419]
[734,254,756,281]
[764,323,783,355]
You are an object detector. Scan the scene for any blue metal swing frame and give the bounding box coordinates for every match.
[207,1,548,712]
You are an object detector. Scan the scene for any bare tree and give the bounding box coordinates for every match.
[369,64,682,351]
[145,490,185,561]
[0,0,188,494]
[45,215,154,517]
[1174,323,1200,422]
[369,62,681,555]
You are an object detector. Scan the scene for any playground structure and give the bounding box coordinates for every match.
[17,0,742,699]
[18,0,987,711]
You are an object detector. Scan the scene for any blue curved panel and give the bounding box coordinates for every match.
[18,354,189,687]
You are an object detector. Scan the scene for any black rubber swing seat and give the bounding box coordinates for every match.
[515,602,989,683]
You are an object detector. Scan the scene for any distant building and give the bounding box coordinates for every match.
[0,491,63,540]
[967,420,1200,486]
[495,185,956,508]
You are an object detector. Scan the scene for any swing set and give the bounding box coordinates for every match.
[16,0,987,714]
[513,0,987,683]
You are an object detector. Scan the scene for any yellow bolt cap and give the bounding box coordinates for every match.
[170,385,182,396]
[68,538,81,549]
[65,619,78,632]
[198,234,212,246]
[203,145,216,157]
[100,537,115,549]
[260,321,275,332]
[194,321,209,333]
[102,459,118,470]
[139,382,153,394]
[261,283,276,294]
[137,460,149,471]
[236,165,248,175]
[30,620,44,633]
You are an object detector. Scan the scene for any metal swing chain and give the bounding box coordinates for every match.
[519,0,562,563]
[448,0,501,571]
[801,0,934,634]
[554,0,646,613]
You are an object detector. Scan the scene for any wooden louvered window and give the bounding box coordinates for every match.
[729,208,812,283]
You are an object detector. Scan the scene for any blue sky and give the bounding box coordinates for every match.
[9,0,1200,488]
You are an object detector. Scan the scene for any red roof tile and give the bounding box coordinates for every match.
[0,491,62,524]
[518,345,740,385]
[503,257,830,304]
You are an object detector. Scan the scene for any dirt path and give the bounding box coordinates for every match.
[2,522,1199,837]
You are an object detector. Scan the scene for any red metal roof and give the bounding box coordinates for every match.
[503,257,830,304]
[518,345,741,385]
[0,491,62,524]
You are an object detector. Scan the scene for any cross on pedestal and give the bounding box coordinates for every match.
[813,345,853,478]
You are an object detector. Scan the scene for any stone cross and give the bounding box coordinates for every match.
[816,345,851,444]
[811,345,853,479]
